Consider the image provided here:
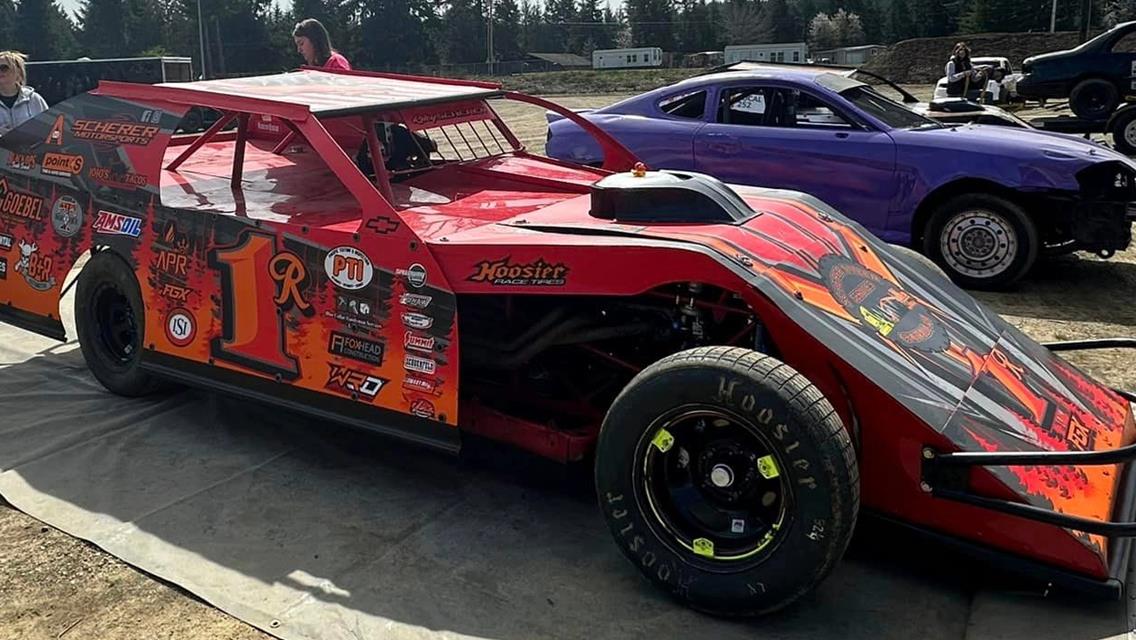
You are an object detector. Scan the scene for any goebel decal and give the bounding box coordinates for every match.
[0,178,44,222]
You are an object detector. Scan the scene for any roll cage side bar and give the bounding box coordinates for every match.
[923,338,1136,537]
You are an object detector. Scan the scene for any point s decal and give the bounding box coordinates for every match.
[325,246,373,290]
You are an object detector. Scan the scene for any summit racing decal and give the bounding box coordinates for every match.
[0,178,44,223]
[328,331,385,366]
[325,365,387,402]
[14,239,55,291]
[819,254,948,353]
[73,119,161,146]
[92,210,143,237]
[405,331,435,353]
[41,152,84,178]
[468,257,568,286]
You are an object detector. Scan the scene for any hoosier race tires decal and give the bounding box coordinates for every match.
[595,346,859,616]
[76,251,167,397]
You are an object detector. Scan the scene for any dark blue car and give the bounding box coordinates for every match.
[545,64,1136,289]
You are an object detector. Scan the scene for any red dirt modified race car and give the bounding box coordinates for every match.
[2,67,1136,617]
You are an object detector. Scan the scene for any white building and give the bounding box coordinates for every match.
[592,47,664,69]
[724,43,808,65]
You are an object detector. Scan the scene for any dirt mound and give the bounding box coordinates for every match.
[862,30,1100,83]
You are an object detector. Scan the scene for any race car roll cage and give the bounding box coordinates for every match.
[147,67,640,209]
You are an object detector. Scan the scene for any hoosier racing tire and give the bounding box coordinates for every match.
[595,346,858,616]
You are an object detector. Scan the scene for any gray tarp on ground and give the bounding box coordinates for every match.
[0,270,1130,640]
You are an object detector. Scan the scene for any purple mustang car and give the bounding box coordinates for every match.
[545,64,1136,289]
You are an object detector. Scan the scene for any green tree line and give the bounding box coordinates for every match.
[0,0,1119,73]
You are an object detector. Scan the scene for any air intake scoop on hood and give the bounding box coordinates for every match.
[589,167,759,224]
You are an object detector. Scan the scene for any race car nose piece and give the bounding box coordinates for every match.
[710,464,735,488]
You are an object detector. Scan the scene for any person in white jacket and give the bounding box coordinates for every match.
[0,51,48,137]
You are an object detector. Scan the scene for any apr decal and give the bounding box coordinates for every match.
[14,239,55,291]
[50,196,83,238]
[324,246,373,290]
[467,257,568,286]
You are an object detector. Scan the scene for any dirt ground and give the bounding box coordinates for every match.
[2,85,1135,639]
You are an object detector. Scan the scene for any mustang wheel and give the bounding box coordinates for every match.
[924,194,1038,290]
[1070,78,1119,120]
[595,346,858,616]
[76,251,165,397]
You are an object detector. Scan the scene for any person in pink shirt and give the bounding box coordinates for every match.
[293,19,352,70]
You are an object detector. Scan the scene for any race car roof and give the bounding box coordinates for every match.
[135,69,505,117]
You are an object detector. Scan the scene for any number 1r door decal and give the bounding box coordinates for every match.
[208,228,312,380]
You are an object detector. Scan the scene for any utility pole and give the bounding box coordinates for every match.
[1079,0,1091,42]
[196,0,207,79]
[486,0,495,75]
[1050,0,1057,32]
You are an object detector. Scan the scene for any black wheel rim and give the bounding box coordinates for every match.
[635,406,791,566]
[92,284,138,367]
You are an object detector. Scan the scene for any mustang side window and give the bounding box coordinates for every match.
[658,90,707,119]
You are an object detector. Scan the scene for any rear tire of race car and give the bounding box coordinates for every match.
[923,193,1038,290]
[594,346,859,617]
[1070,78,1119,121]
[76,250,166,397]
[1109,108,1136,156]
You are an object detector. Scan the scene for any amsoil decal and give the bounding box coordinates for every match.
[41,152,84,178]
[7,153,36,171]
[399,293,431,309]
[328,331,386,366]
[92,210,143,237]
[89,166,148,189]
[50,196,83,238]
[324,246,373,290]
[404,331,435,353]
[14,240,55,291]
[325,365,387,401]
[0,234,12,251]
[403,100,490,130]
[468,257,568,286]
[404,353,436,375]
[401,312,433,330]
[166,309,196,347]
[410,399,436,419]
[73,119,160,146]
[396,263,427,288]
[0,178,44,222]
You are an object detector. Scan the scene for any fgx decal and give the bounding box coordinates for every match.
[92,210,143,237]
[72,119,160,146]
[41,152,84,178]
[324,246,374,290]
[50,196,83,238]
[14,240,55,291]
[468,257,568,286]
[328,331,386,366]
[166,309,196,347]
[7,153,36,171]
[0,178,44,222]
[325,365,387,402]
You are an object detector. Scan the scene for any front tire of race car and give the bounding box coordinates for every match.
[76,250,165,397]
[595,346,858,617]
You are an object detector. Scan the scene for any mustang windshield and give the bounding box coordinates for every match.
[839,85,943,130]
